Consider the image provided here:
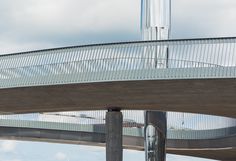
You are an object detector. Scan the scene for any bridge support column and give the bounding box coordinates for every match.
[144,111,167,161]
[106,109,123,161]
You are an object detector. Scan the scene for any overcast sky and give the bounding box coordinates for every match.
[0,140,215,161]
[0,0,236,53]
[0,0,236,160]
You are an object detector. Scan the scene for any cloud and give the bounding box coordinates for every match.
[0,140,17,153]
[0,0,140,53]
[0,160,22,161]
[1,0,236,54]
[171,0,236,38]
[0,40,55,54]
[0,0,139,33]
[54,152,67,160]
[0,0,140,52]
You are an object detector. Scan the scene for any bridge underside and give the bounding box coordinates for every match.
[0,126,235,161]
[0,78,236,117]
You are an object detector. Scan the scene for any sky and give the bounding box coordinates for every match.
[0,0,236,160]
[0,140,216,161]
[0,0,236,53]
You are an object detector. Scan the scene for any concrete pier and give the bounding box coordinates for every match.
[106,109,123,161]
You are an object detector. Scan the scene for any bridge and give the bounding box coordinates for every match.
[0,37,236,160]
[1,37,236,116]
[0,111,236,160]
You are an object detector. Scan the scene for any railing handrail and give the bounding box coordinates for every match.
[1,36,236,58]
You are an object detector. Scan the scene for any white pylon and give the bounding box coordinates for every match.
[141,1,171,161]
[141,0,171,40]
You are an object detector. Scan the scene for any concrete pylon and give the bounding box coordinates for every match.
[106,109,123,161]
[144,111,167,161]
[141,0,170,161]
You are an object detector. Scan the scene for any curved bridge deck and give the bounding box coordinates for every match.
[0,110,236,160]
[0,37,236,117]
[0,125,235,161]
[1,78,236,117]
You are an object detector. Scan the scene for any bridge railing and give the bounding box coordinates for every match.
[0,37,236,89]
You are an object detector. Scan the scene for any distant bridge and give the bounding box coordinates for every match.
[0,111,236,160]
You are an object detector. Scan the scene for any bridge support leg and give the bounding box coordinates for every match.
[144,111,167,161]
[106,109,123,161]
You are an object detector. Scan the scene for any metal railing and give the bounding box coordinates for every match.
[1,37,236,89]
